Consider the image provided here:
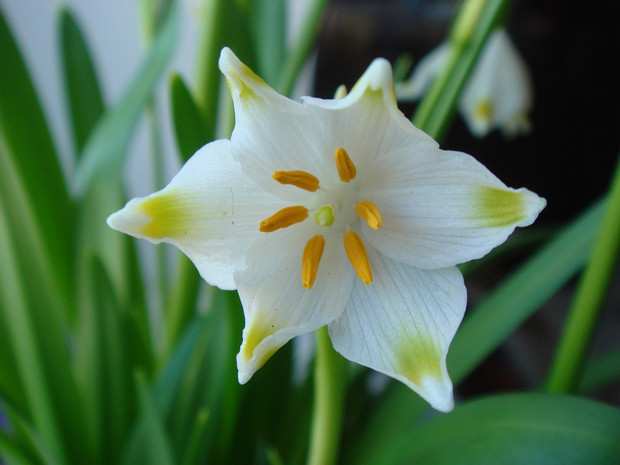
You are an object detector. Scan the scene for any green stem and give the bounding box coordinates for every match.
[307,327,347,465]
[277,0,328,96]
[412,0,510,140]
[546,155,620,393]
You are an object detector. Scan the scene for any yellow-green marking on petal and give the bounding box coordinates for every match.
[475,186,529,227]
[394,333,444,386]
[137,191,195,239]
[241,316,282,373]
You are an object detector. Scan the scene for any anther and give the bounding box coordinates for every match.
[334,148,357,182]
[355,201,382,230]
[259,206,308,232]
[343,231,372,285]
[273,170,320,192]
[302,235,325,289]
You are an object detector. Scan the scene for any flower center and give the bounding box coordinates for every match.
[259,147,383,289]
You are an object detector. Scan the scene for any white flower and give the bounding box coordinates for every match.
[397,29,533,138]
[108,48,545,412]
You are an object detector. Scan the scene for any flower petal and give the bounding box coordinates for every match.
[395,42,450,102]
[220,49,437,201]
[219,48,329,201]
[329,248,466,412]
[107,139,281,290]
[301,57,438,171]
[360,146,546,269]
[234,225,355,383]
[459,29,533,137]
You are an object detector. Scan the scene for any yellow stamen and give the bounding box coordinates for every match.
[259,206,308,232]
[355,201,382,230]
[343,231,372,285]
[334,147,357,182]
[302,235,325,289]
[273,170,320,192]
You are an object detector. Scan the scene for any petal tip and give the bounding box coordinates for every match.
[106,199,150,237]
[419,375,455,413]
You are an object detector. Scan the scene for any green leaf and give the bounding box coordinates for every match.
[0,201,69,465]
[0,8,74,307]
[135,373,176,465]
[251,0,285,85]
[169,73,211,161]
[579,348,620,393]
[0,428,36,465]
[73,0,180,194]
[74,256,142,465]
[276,0,328,96]
[59,7,105,155]
[376,393,620,465]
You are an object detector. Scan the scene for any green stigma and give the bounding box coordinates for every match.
[315,205,335,227]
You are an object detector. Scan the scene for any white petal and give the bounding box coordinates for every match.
[329,248,466,412]
[219,48,328,201]
[221,49,437,202]
[234,225,355,383]
[360,146,546,269]
[395,42,450,101]
[107,139,281,290]
[460,29,533,137]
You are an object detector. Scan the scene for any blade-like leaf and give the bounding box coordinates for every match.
[59,6,105,155]
[135,373,176,465]
[169,73,211,161]
[251,0,285,86]
[73,1,180,194]
[0,429,36,465]
[0,8,74,307]
[0,201,68,465]
[375,393,620,465]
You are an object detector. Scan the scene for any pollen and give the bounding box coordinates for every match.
[335,147,357,182]
[343,230,372,285]
[273,170,320,192]
[302,235,325,289]
[259,206,308,232]
[355,201,382,230]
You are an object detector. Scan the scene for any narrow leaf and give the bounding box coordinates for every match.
[59,7,105,154]
[135,373,176,465]
[73,1,180,194]
[0,8,74,306]
[251,0,285,85]
[169,73,211,161]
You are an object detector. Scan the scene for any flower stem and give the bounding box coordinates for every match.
[412,0,510,140]
[546,154,620,393]
[307,327,347,465]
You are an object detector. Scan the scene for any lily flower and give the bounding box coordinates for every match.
[108,48,545,412]
[397,29,533,138]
